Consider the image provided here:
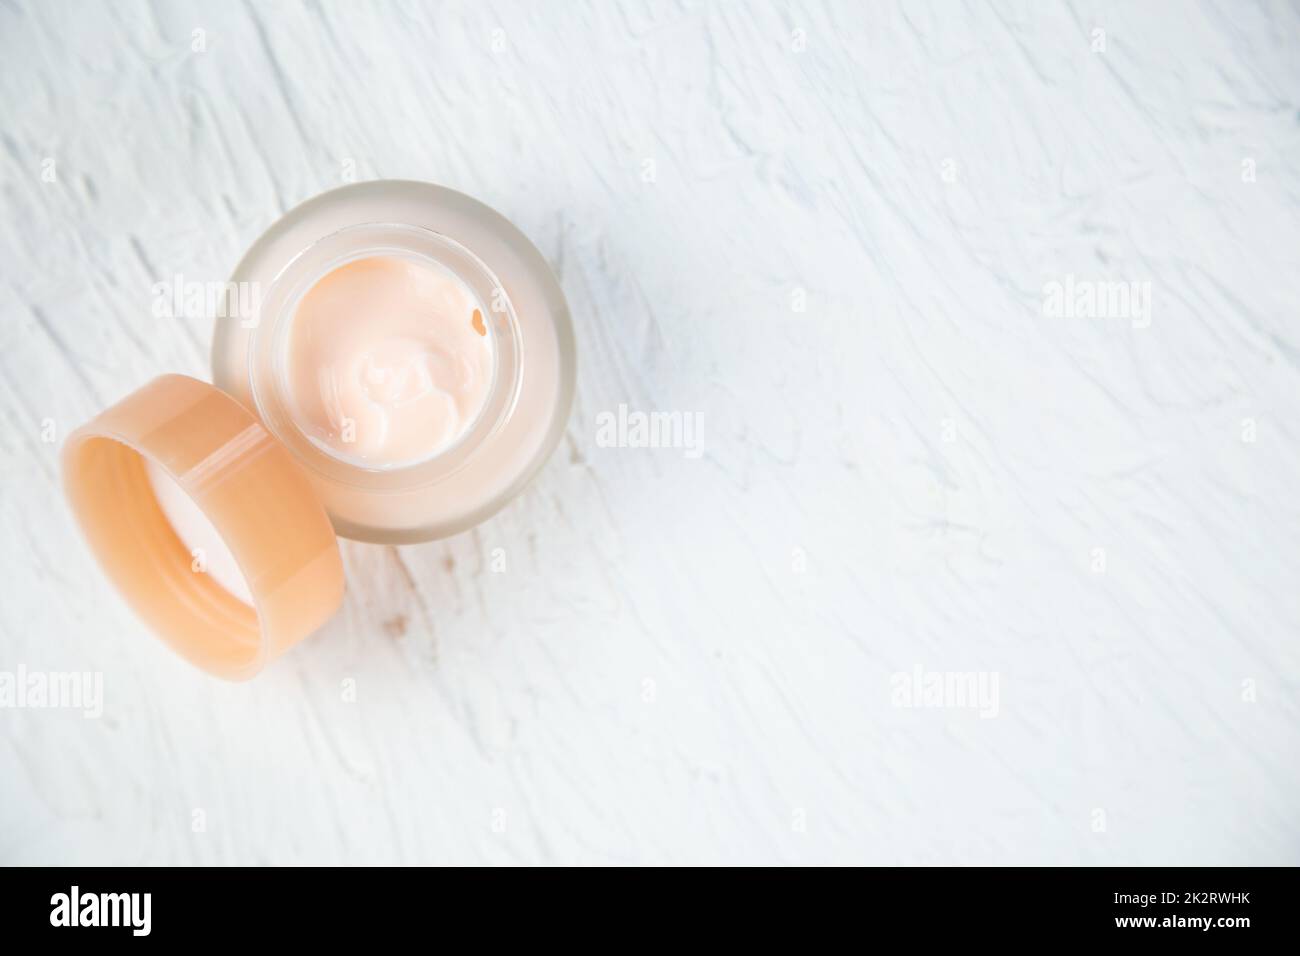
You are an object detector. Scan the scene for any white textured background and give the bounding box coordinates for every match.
[2,0,1299,866]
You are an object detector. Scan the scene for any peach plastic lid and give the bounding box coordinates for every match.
[62,374,345,680]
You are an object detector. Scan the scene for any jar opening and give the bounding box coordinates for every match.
[247,223,522,492]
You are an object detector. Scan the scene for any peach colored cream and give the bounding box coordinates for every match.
[284,255,493,467]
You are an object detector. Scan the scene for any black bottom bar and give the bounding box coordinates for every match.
[0,866,1294,942]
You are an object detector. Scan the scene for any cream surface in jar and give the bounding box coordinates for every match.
[285,255,494,467]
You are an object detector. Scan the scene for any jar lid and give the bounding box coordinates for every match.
[62,374,344,680]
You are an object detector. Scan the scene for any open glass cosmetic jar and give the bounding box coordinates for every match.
[63,181,576,679]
